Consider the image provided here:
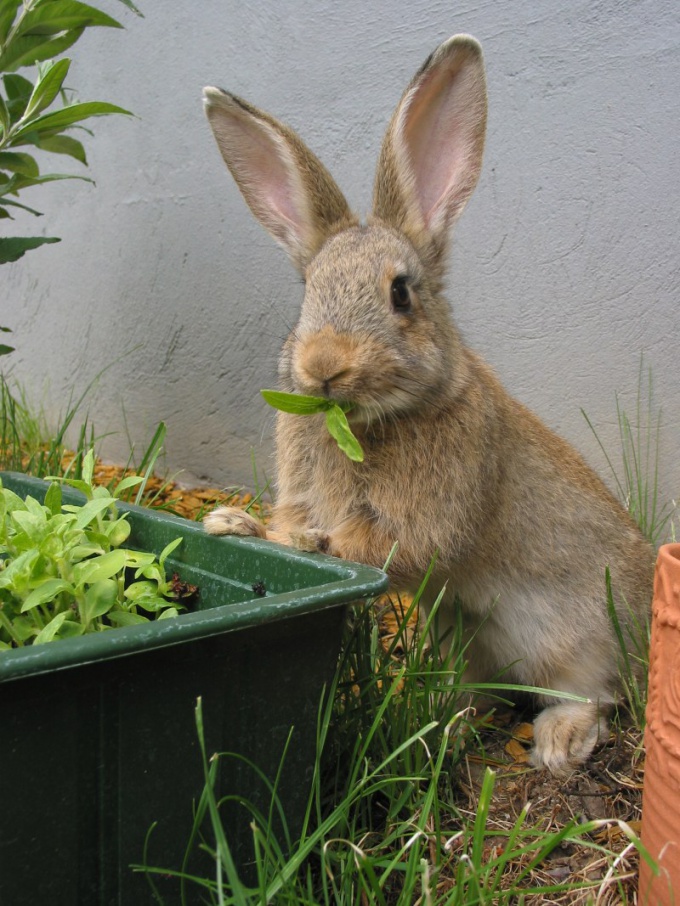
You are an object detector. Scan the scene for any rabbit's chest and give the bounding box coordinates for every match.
[305,440,410,530]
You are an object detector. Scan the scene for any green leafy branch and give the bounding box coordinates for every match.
[0,0,141,265]
[0,449,185,649]
[261,389,364,462]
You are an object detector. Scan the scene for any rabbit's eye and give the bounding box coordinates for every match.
[390,276,412,313]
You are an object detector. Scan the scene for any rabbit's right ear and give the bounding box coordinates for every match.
[372,35,487,270]
[203,88,353,272]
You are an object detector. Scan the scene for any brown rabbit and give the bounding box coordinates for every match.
[202,35,654,773]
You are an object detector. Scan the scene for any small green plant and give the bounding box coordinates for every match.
[0,449,185,649]
[261,389,364,462]
[0,0,140,265]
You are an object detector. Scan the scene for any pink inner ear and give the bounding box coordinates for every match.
[251,139,301,232]
[403,60,483,228]
[213,111,305,245]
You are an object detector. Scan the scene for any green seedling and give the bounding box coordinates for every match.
[261,390,364,462]
[0,450,185,649]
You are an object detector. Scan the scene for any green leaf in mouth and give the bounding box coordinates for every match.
[260,390,364,462]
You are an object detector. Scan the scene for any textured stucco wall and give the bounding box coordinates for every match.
[3,0,679,514]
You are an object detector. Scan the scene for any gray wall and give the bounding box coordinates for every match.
[3,0,679,515]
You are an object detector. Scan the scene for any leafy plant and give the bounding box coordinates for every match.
[0,0,140,265]
[0,449,185,649]
[261,389,364,462]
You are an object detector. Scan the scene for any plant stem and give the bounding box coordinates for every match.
[0,607,24,646]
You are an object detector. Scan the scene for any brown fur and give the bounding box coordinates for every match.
[202,36,654,773]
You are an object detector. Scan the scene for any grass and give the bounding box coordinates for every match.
[582,358,676,547]
[1,364,673,904]
[0,372,178,507]
[138,593,655,904]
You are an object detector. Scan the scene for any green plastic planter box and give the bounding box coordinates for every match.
[0,472,388,905]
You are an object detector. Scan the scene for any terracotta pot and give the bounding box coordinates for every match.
[640,542,680,905]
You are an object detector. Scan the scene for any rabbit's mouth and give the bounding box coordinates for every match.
[344,388,424,425]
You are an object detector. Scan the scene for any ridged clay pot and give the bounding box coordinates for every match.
[640,543,680,904]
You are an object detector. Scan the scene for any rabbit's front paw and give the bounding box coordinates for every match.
[531,702,607,775]
[287,528,332,553]
[203,506,266,538]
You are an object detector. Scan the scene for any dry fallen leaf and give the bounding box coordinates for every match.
[513,722,534,742]
[505,737,531,764]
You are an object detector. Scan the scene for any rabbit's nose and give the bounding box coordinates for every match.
[302,357,350,394]
[295,330,356,395]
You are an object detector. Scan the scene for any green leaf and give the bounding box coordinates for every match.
[107,516,130,547]
[0,27,84,73]
[112,475,144,496]
[129,592,171,613]
[114,0,143,16]
[262,389,363,460]
[0,235,60,263]
[13,1,124,38]
[32,133,87,164]
[52,477,91,496]
[21,578,74,612]
[0,344,15,357]
[0,196,44,216]
[67,496,114,531]
[122,551,154,570]
[0,93,10,135]
[55,619,84,639]
[0,2,21,44]
[80,578,118,623]
[73,548,127,585]
[159,536,182,568]
[2,172,92,193]
[10,509,47,542]
[0,151,39,177]
[137,563,162,585]
[33,610,68,644]
[123,580,157,601]
[22,58,71,121]
[68,542,104,561]
[260,389,333,415]
[81,447,95,486]
[3,73,33,105]
[11,100,132,140]
[325,406,364,462]
[44,482,63,515]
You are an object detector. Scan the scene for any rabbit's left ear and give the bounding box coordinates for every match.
[203,88,353,272]
[372,35,487,266]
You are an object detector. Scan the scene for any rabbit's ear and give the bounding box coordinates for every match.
[204,88,353,272]
[372,35,487,266]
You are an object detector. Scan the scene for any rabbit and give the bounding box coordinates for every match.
[201,34,654,774]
